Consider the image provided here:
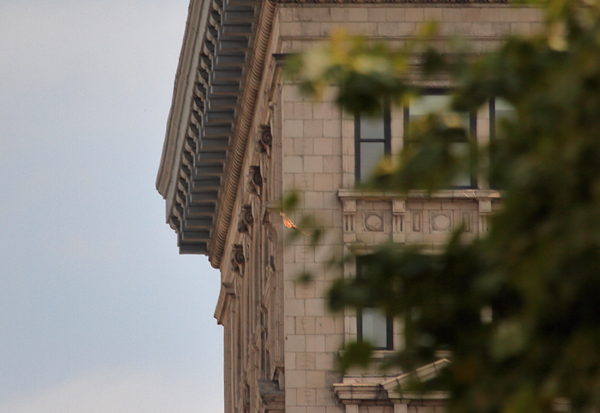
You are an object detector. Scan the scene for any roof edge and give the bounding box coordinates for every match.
[156,0,207,199]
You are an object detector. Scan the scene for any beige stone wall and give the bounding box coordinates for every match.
[278,4,543,53]
[216,3,541,412]
[281,82,346,413]
[273,4,537,413]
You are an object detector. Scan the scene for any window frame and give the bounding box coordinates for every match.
[355,256,394,350]
[354,103,392,182]
[403,88,478,189]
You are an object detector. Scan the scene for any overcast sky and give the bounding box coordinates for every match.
[0,1,224,412]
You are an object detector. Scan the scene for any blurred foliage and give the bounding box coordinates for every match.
[285,1,600,412]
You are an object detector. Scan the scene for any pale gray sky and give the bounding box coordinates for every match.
[0,1,224,411]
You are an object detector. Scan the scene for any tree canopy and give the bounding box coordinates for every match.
[287,1,600,412]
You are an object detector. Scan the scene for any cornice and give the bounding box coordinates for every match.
[209,0,277,268]
[156,0,206,200]
[156,0,260,256]
[275,0,507,3]
[156,0,509,260]
[333,359,450,404]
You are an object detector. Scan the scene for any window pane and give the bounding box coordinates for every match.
[410,95,469,129]
[361,307,389,349]
[360,114,385,140]
[449,141,471,187]
[410,95,450,117]
[360,142,385,180]
[494,98,516,133]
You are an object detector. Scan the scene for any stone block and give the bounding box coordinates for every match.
[346,8,370,22]
[405,8,424,22]
[300,22,322,36]
[284,120,304,138]
[294,173,315,191]
[315,316,335,334]
[296,281,317,299]
[286,335,307,352]
[286,299,306,316]
[286,370,306,388]
[306,370,326,388]
[295,7,331,22]
[293,137,314,155]
[286,407,307,413]
[306,335,326,352]
[323,155,342,173]
[304,156,324,173]
[281,22,303,37]
[286,352,297,370]
[305,298,327,316]
[296,316,317,334]
[323,120,341,138]
[296,352,317,369]
[314,174,334,191]
[367,7,388,22]
[304,120,324,137]
[279,7,295,22]
[294,102,314,120]
[325,334,343,351]
[423,8,442,21]
[296,388,317,405]
[383,8,405,22]
[316,387,337,405]
[284,156,303,173]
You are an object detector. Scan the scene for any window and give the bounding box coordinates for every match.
[490,97,516,140]
[489,98,516,188]
[404,90,476,188]
[356,256,393,350]
[355,106,391,182]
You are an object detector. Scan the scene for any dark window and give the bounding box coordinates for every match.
[355,106,391,182]
[356,256,393,350]
[404,90,477,188]
[489,98,516,189]
[490,97,516,140]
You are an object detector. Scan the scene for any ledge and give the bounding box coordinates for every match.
[338,188,502,201]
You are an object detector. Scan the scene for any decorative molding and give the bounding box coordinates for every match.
[249,165,264,194]
[258,379,285,413]
[412,211,422,232]
[258,124,273,155]
[214,280,237,325]
[231,244,246,275]
[210,0,277,268]
[338,188,502,201]
[364,213,384,232]
[430,211,452,232]
[342,199,357,243]
[462,211,472,232]
[238,204,254,233]
[276,0,507,3]
[392,199,406,243]
[478,198,493,233]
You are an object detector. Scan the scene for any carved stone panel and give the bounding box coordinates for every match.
[238,204,254,233]
[430,211,452,233]
[258,124,272,154]
[231,244,246,275]
[249,165,263,195]
[364,213,384,232]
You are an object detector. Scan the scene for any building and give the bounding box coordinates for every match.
[156,1,541,412]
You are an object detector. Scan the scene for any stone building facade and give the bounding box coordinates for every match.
[156,1,541,412]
